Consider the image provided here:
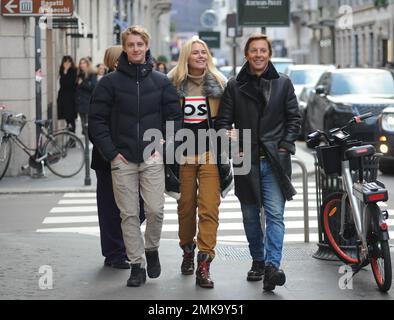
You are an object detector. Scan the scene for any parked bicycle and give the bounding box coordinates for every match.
[308,112,392,292]
[0,105,85,180]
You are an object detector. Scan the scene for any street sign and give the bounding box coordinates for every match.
[226,13,243,38]
[1,0,73,17]
[200,9,218,29]
[237,0,290,27]
[198,31,221,49]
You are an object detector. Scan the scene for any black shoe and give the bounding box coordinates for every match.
[145,250,161,279]
[247,260,265,281]
[104,259,130,269]
[127,264,146,287]
[263,265,286,292]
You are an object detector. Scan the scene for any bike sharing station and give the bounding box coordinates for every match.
[1,0,91,185]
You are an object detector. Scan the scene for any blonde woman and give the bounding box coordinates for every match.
[76,57,97,134]
[168,36,233,289]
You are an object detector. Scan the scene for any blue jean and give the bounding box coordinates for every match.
[240,159,286,269]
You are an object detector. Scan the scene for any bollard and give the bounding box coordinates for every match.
[291,156,309,243]
[83,122,91,186]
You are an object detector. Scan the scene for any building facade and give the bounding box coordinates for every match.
[336,0,393,68]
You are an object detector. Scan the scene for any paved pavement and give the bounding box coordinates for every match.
[1,142,393,300]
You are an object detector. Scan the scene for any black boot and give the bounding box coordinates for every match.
[145,250,161,279]
[247,260,265,281]
[196,252,214,289]
[127,264,146,287]
[181,243,196,275]
[263,265,286,292]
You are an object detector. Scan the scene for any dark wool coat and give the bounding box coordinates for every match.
[57,68,77,121]
[76,73,97,114]
[215,61,301,205]
[88,51,182,165]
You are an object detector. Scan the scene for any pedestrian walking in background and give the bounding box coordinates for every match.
[96,63,107,82]
[156,62,167,74]
[215,34,301,292]
[76,57,97,134]
[89,26,182,287]
[168,36,233,289]
[90,45,145,270]
[57,56,77,133]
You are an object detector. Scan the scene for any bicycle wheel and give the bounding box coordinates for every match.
[44,131,85,178]
[322,192,360,264]
[0,136,12,180]
[367,203,392,292]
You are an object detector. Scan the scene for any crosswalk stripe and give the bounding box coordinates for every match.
[64,193,97,198]
[41,187,393,245]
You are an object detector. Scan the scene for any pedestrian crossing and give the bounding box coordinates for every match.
[36,182,394,244]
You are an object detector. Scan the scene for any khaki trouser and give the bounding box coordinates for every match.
[111,157,165,267]
[178,152,221,257]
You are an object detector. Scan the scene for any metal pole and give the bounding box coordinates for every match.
[35,18,42,145]
[232,36,237,76]
[84,122,91,186]
[291,157,310,243]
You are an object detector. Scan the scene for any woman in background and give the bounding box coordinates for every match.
[57,56,77,132]
[76,57,97,134]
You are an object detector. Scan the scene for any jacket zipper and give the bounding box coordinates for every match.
[137,66,140,162]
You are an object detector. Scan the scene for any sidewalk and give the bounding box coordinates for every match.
[0,142,315,194]
[1,233,392,300]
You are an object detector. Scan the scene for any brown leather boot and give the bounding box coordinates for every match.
[181,243,196,275]
[196,252,214,289]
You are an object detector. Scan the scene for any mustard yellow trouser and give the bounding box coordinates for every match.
[178,153,221,257]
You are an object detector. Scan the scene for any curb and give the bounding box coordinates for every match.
[0,187,96,195]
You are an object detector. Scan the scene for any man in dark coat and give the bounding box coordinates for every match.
[215,34,301,292]
[89,26,182,288]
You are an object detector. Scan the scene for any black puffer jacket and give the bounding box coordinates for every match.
[89,51,182,164]
[215,61,301,205]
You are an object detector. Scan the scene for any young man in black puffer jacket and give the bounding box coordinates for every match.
[89,26,182,288]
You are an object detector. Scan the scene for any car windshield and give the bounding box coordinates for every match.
[289,69,326,85]
[330,71,394,95]
[273,62,293,74]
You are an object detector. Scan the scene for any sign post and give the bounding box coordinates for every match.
[1,0,73,16]
[226,13,242,77]
[237,0,290,27]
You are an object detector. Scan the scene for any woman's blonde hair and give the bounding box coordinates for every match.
[169,36,225,90]
[77,57,94,79]
[103,45,123,71]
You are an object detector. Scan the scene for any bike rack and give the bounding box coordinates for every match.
[291,156,309,243]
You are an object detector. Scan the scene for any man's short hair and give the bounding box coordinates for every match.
[121,25,151,46]
[244,34,273,57]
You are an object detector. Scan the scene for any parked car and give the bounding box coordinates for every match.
[304,68,394,147]
[377,107,394,174]
[271,57,294,74]
[286,64,336,99]
[287,64,336,139]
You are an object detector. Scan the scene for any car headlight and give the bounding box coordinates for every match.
[382,113,394,132]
